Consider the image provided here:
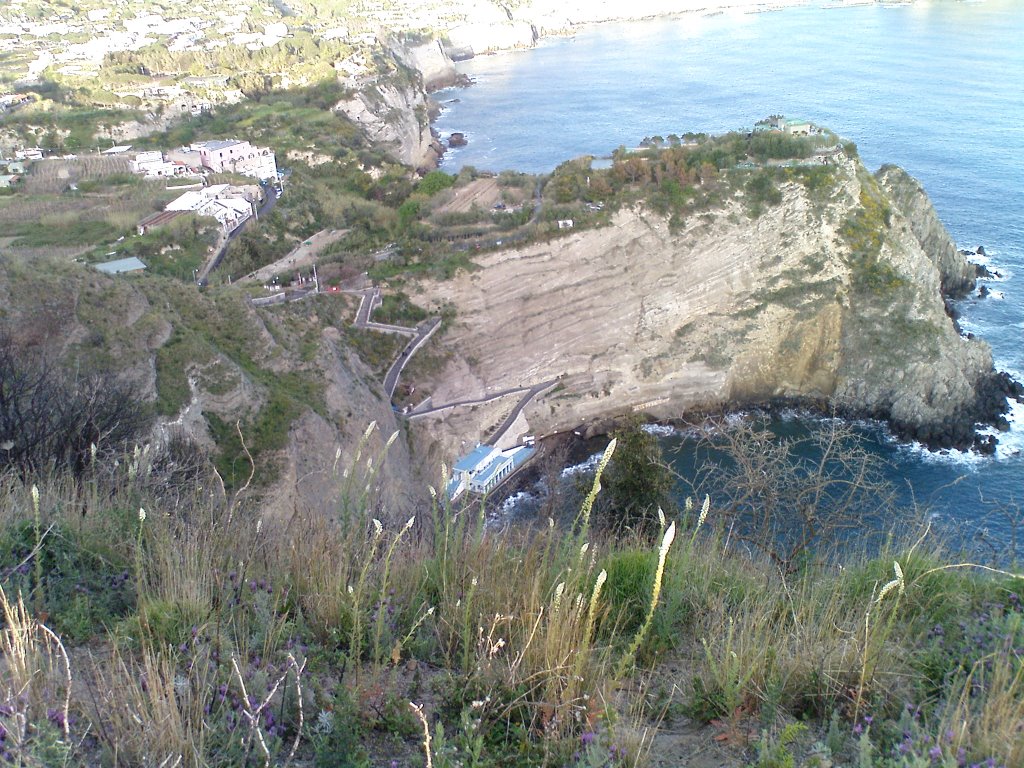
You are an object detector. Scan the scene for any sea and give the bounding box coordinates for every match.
[432,0,1024,552]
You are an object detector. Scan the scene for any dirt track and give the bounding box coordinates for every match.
[246,228,348,283]
[435,178,502,214]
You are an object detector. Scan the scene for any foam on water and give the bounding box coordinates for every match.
[500,489,537,515]
[561,452,603,477]
[977,399,1024,460]
[890,435,988,470]
[641,423,679,437]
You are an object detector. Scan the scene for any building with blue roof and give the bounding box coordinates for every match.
[453,444,495,475]
[449,443,536,500]
[94,256,147,275]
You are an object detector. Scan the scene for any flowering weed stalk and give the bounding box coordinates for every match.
[372,515,416,671]
[616,521,676,678]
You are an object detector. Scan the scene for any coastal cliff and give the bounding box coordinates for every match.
[876,164,977,297]
[390,37,464,91]
[333,45,443,170]
[413,153,1008,452]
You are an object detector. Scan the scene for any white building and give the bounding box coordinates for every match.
[131,150,185,178]
[15,147,45,160]
[189,139,277,181]
[166,184,254,232]
[447,443,535,500]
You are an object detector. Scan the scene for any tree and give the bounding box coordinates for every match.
[416,170,454,197]
[688,417,896,571]
[599,417,676,538]
[0,331,151,478]
[396,199,420,231]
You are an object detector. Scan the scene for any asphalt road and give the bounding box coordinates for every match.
[384,317,441,398]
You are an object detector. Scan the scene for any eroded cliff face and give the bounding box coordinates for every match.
[414,154,1001,452]
[876,164,977,297]
[333,47,442,170]
[390,38,463,91]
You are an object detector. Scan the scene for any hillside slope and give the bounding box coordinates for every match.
[0,258,422,517]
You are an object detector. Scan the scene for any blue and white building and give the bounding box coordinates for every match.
[447,443,535,500]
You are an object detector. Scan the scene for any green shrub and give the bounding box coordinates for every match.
[0,520,135,642]
[314,685,369,768]
[745,170,783,217]
[599,549,656,636]
[126,597,210,648]
[417,170,455,197]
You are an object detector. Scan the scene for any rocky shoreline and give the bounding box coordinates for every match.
[560,371,1024,458]
[374,14,1023,461]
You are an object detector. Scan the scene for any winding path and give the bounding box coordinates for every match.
[198,187,279,285]
[383,317,442,398]
[347,284,554,449]
[483,379,558,446]
[351,287,418,336]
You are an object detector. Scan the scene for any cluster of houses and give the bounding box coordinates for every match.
[138,183,261,235]
[0,6,290,89]
[0,158,27,189]
[130,139,278,182]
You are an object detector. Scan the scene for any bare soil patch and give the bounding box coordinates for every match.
[247,227,349,283]
[435,177,502,215]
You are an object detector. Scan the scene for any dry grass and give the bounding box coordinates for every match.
[0,586,73,760]
[941,643,1024,766]
[20,156,132,195]
[1,437,1023,766]
[0,168,179,252]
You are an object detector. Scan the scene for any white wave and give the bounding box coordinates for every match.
[723,411,750,427]
[978,269,1011,283]
[891,436,987,469]
[976,399,1024,461]
[500,489,536,515]
[895,399,1024,468]
[960,245,997,262]
[641,423,679,437]
[561,451,603,477]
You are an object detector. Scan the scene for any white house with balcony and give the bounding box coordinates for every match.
[189,139,277,181]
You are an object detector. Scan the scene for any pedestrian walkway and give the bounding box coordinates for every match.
[348,285,554,455]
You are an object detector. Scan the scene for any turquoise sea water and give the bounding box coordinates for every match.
[433,1,1024,545]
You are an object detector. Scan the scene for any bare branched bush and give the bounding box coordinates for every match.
[0,329,151,477]
[688,416,896,570]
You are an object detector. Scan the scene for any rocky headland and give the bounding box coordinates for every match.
[332,42,449,171]
[411,151,1017,457]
